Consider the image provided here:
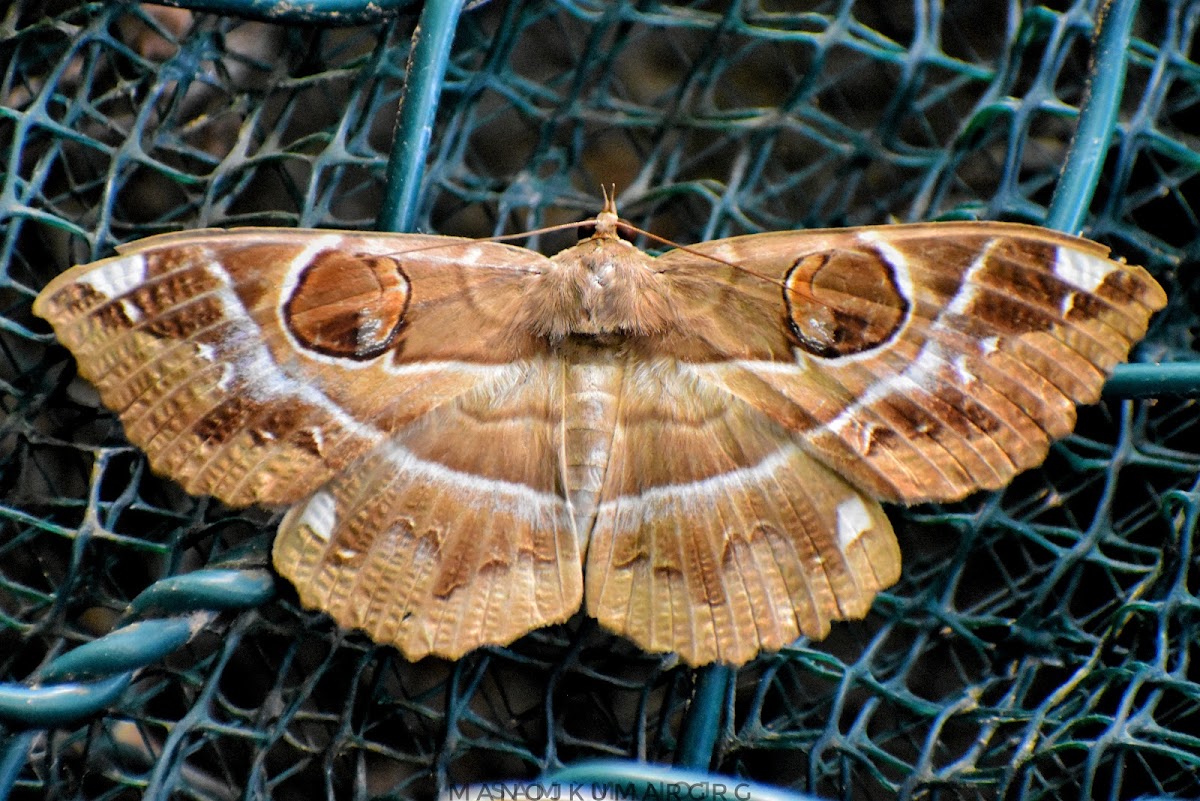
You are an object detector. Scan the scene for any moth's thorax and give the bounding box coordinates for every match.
[521,232,673,339]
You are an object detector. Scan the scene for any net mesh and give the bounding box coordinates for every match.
[2,1,1198,798]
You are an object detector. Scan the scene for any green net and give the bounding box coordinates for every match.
[2,1,1198,798]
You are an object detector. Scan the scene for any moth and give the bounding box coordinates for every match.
[34,202,1166,665]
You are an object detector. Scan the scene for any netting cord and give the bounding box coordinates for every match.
[1104,364,1200,397]
[546,761,823,801]
[669,0,1184,779]
[676,666,732,769]
[1045,0,1136,235]
[140,0,417,26]
[0,1,465,771]
[0,571,274,795]
[378,0,468,233]
[4,1,1192,794]
[1056,0,1197,398]
[369,0,746,779]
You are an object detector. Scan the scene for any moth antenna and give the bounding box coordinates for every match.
[377,204,793,298]
[386,196,626,258]
[611,218,787,290]
[485,219,601,241]
[378,218,603,264]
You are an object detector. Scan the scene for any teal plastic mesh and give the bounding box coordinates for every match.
[2,1,1198,799]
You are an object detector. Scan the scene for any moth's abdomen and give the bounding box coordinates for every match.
[562,357,623,539]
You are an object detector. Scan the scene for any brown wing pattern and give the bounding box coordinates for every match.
[655,222,1167,504]
[578,354,899,666]
[34,228,586,661]
[35,218,1166,666]
[273,358,581,661]
[33,229,549,506]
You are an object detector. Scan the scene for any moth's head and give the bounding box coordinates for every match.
[520,222,675,340]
